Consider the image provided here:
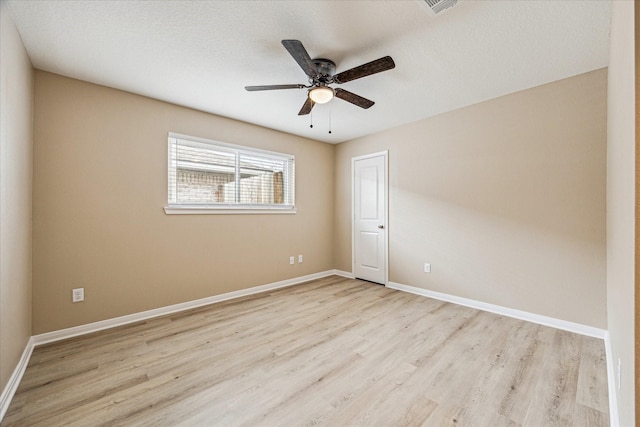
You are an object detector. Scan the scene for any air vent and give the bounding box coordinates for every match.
[424,0,458,15]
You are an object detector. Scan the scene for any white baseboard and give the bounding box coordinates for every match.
[33,270,338,346]
[332,269,355,279]
[386,281,607,339]
[604,332,620,427]
[0,337,34,422]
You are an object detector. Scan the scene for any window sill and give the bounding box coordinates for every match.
[163,206,298,215]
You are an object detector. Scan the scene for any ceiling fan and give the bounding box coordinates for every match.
[245,40,395,116]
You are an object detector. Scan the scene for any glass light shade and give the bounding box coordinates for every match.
[309,86,334,104]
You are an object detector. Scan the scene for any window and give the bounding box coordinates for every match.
[165,133,295,214]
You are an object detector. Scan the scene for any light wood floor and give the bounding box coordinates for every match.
[2,276,609,426]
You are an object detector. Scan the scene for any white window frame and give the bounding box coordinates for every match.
[164,132,296,215]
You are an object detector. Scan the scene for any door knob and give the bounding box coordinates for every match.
[378,225,384,229]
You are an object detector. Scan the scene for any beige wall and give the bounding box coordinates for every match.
[0,1,33,392]
[335,69,607,328]
[607,0,636,425]
[32,72,334,333]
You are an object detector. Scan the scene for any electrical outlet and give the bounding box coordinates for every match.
[289,256,295,265]
[424,263,431,273]
[617,358,621,390]
[72,288,84,303]
[298,255,303,263]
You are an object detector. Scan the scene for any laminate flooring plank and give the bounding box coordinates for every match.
[437,318,534,425]
[576,336,610,414]
[409,305,483,369]
[573,402,610,427]
[449,318,557,425]
[7,368,150,425]
[424,400,521,427]
[1,277,609,427]
[495,322,557,423]
[241,352,368,426]
[321,363,426,426]
[242,322,384,423]
[522,330,583,426]
[411,310,495,404]
[287,337,418,422]
[421,401,468,427]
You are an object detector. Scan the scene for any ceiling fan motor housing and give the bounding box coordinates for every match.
[312,58,336,81]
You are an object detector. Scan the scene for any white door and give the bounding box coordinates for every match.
[353,152,387,284]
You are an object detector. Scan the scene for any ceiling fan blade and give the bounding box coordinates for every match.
[298,97,315,115]
[334,88,375,109]
[245,84,306,91]
[333,56,395,84]
[282,40,319,78]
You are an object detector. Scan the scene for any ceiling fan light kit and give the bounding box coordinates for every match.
[309,86,334,104]
[245,39,395,117]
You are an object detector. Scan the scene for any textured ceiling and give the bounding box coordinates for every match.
[6,0,611,144]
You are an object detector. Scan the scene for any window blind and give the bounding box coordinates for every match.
[168,134,295,210]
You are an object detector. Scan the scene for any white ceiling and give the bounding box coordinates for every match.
[6,0,611,144]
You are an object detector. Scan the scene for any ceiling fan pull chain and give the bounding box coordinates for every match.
[328,108,332,134]
[309,110,313,128]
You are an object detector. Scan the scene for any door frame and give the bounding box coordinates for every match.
[351,150,389,285]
